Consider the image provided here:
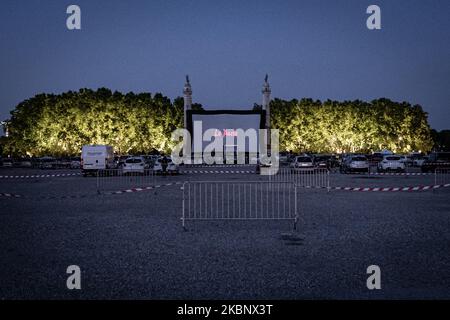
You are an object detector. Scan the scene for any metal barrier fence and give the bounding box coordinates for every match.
[96,169,157,192]
[435,168,450,186]
[181,181,298,229]
[264,167,330,190]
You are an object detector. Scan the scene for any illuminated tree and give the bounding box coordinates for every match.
[270,98,433,154]
[3,90,433,156]
[4,88,202,156]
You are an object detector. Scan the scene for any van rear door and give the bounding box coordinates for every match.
[83,151,106,170]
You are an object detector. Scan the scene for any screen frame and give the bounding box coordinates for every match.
[186,109,266,136]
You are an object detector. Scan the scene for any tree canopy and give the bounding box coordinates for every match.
[268,98,433,154]
[1,89,434,156]
[3,88,202,156]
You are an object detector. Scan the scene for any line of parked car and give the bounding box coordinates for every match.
[117,155,179,175]
[80,145,179,176]
[338,154,410,173]
[2,147,449,175]
[339,152,450,173]
[0,156,81,169]
[0,154,180,177]
[288,154,340,170]
[282,151,450,174]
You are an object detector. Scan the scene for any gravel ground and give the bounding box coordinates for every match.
[0,167,449,299]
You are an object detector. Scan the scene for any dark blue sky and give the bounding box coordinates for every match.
[1,0,449,129]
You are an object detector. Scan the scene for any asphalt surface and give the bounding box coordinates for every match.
[0,166,449,299]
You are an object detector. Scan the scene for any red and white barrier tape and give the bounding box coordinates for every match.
[333,184,450,192]
[422,162,450,166]
[0,173,81,179]
[2,182,449,199]
[336,172,434,176]
[105,182,184,195]
[181,170,255,174]
[369,172,433,176]
[185,164,255,168]
[106,182,450,195]
[0,192,22,198]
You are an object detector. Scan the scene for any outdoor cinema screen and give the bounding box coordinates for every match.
[187,110,265,154]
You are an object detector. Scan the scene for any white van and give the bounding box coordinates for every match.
[81,145,115,176]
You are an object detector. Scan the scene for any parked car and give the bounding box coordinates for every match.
[413,155,428,167]
[57,157,72,169]
[421,152,450,173]
[2,158,13,167]
[38,156,57,169]
[279,152,289,165]
[290,156,314,169]
[165,157,179,174]
[70,157,81,169]
[260,153,276,168]
[19,158,32,168]
[122,156,146,174]
[339,153,354,166]
[340,155,369,173]
[368,153,384,165]
[378,155,406,172]
[116,155,130,168]
[141,155,154,169]
[313,155,333,169]
[328,155,340,168]
[153,156,179,175]
[398,155,413,167]
[81,145,115,176]
[286,154,297,164]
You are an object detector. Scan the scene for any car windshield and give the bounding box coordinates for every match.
[297,157,312,162]
[386,156,401,161]
[352,156,367,161]
[125,158,143,164]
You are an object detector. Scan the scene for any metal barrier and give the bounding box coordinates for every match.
[435,168,450,186]
[181,181,298,229]
[265,167,330,191]
[96,169,157,193]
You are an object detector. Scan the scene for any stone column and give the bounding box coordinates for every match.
[183,75,192,130]
[262,74,271,129]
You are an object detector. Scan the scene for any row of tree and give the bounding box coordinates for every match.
[265,98,433,154]
[1,89,435,156]
[2,88,201,156]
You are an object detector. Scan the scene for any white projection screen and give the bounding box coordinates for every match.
[187,110,266,157]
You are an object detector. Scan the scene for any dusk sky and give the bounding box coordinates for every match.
[1,0,449,130]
